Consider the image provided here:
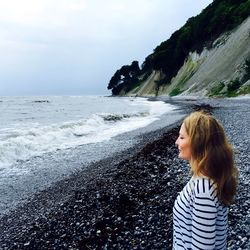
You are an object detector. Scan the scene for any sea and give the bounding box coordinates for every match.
[0,95,184,216]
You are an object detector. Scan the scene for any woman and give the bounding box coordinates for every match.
[173,111,238,249]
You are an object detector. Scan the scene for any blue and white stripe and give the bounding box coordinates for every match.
[173,176,228,249]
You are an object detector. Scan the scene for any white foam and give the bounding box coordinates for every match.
[0,98,175,169]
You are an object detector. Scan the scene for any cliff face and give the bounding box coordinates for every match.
[125,17,250,97]
[125,71,162,97]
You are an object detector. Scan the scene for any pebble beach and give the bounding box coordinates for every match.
[0,97,249,250]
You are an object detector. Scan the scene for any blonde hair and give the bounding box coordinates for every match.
[183,111,238,205]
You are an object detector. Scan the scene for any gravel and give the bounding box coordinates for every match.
[212,98,250,250]
[0,98,249,250]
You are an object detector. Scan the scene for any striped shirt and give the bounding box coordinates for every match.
[173,176,228,250]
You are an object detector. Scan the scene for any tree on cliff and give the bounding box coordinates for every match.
[107,61,140,95]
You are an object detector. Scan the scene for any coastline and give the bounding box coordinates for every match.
[0,98,249,249]
[0,96,184,217]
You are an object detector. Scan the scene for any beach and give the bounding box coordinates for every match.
[0,97,249,249]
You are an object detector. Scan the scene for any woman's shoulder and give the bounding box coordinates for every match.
[191,176,217,198]
[191,176,228,210]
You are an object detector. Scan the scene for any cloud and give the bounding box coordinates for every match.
[0,0,212,45]
[0,0,87,28]
[0,0,164,42]
[0,0,213,95]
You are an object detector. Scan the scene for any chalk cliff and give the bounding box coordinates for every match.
[108,0,250,97]
[126,17,250,97]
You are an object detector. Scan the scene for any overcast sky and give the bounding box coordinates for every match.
[0,0,213,96]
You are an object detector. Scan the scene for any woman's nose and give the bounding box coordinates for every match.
[175,138,178,146]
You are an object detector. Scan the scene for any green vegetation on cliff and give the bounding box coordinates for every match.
[108,0,250,95]
[207,57,250,97]
[107,61,140,95]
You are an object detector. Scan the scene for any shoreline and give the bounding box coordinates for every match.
[0,123,186,249]
[0,96,185,217]
[0,98,249,249]
[0,104,186,218]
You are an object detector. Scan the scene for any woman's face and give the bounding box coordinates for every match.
[175,123,191,161]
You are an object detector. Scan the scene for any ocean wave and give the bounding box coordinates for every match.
[0,110,157,168]
[0,98,176,169]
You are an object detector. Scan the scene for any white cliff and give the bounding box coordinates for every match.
[127,17,250,97]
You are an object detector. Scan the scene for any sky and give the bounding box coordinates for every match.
[0,0,213,96]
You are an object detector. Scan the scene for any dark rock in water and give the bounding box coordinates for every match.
[32,100,50,103]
